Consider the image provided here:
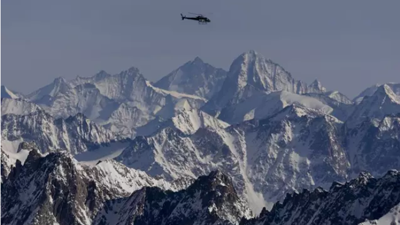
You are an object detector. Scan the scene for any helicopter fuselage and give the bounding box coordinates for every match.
[181,14,210,23]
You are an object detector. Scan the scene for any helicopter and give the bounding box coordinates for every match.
[181,12,211,24]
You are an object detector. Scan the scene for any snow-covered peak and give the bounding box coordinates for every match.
[1,85,20,99]
[174,98,195,111]
[171,107,230,135]
[346,84,400,127]
[93,69,112,81]
[53,76,67,85]
[308,79,327,93]
[1,108,116,154]
[377,84,400,103]
[228,50,280,90]
[326,90,353,104]
[23,64,209,138]
[154,56,227,99]
[354,82,400,104]
[192,56,204,64]
[27,76,71,101]
[90,66,147,100]
[146,80,206,101]
[202,50,311,117]
[240,50,259,59]
[225,50,308,94]
[114,66,143,82]
[1,98,43,116]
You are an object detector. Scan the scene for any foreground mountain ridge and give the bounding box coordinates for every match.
[1,147,193,225]
[1,148,252,225]
[240,170,400,225]
[1,147,399,225]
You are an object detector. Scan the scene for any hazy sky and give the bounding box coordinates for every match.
[2,0,400,98]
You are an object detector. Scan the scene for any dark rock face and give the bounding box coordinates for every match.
[1,150,251,225]
[344,116,400,176]
[1,150,14,183]
[1,150,95,225]
[2,146,400,225]
[240,170,400,225]
[0,150,182,225]
[93,170,252,225]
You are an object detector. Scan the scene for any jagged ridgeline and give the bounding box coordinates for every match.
[2,149,400,225]
[2,50,400,224]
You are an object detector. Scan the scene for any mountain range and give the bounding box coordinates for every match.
[2,148,399,225]
[2,50,400,224]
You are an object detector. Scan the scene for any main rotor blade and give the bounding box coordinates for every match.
[188,12,213,17]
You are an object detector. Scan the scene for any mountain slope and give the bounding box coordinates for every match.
[1,149,20,183]
[360,203,400,225]
[202,50,326,117]
[1,142,36,183]
[344,115,400,177]
[324,90,353,104]
[307,79,327,94]
[1,98,43,116]
[93,170,252,225]
[154,57,228,99]
[26,67,206,138]
[1,85,22,99]
[26,77,71,102]
[3,52,400,225]
[343,84,400,177]
[216,90,334,124]
[136,99,230,136]
[1,149,185,225]
[241,170,400,225]
[1,109,116,155]
[2,149,104,225]
[116,105,351,213]
[305,91,354,121]
[3,147,399,225]
[354,82,400,104]
[171,104,230,135]
[347,84,400,124]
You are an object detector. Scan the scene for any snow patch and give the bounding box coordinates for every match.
[74,142,130,166]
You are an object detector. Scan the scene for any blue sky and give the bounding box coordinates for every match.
[2,0,400,97]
